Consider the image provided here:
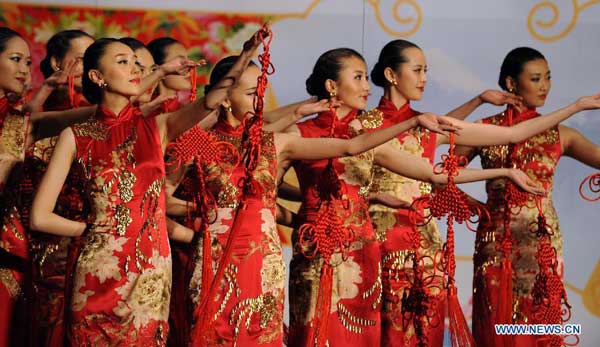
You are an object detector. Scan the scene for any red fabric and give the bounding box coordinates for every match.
[370,97,443,347]
[473,106,565,347]
[289,110,382,346]
[68,103,170,345]
[179,118,284,346]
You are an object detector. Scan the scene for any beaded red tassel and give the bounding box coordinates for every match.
[410,133,478,347]
[579,172,600,202]
[528,198,576,347]
[296,101,354,347]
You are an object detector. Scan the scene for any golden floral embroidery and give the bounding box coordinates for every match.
[115,205,132,236]
[117,170,136,203]
[217,181,240,208]
[336,302,377,333]
[0,113,26,159]
[358,108,384,129]
[73,119,109,141]
[0,267,20,298]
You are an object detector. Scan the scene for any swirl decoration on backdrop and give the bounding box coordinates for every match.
[528,0,600,42]
[366,0,422,37]
[579,172,600,202]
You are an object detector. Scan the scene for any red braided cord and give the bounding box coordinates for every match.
[68,74,76,108]
[189,67,197,102]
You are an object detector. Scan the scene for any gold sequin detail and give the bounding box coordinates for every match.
[73,119,109,141]
[358,108,384,129]
[117,170,136,203]
[217,181,240,208]
[115,205,132,236]
[215,265,240,319]
[419,182,432,194]
[229,292,277,345]
[0,267,20,298]
[362,262,382,309]
[336,302,376,333]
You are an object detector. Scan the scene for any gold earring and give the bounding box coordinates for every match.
[391,80,398,86]
[226,105,233,113]
[98,81,107,88]
[508,87,515,93]
[330,91,337,98]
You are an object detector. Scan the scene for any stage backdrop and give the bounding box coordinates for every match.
[3,1,599,345]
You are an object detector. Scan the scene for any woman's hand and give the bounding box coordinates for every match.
[479,89,523,107]
[575,93,600,111]
[294,98,340,119]
[160,57,206,77]
[243,23,271,53]
[416,113,461,135]
[507,168,546,195]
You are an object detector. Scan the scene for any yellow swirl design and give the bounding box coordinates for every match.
[367,0,422,37]
[528,0,600,42]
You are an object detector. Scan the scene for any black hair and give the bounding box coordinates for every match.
[40,29,93,78]
[147,37,180,65]
[0,27,24,55]
[305,48,365,100]
[82,38,123,104]
[204,55,257,95]
[119,37,146,52]
[498,47,546,91]
[371,39,420,87]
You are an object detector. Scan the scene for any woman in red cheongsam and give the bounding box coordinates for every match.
[455,47,600,347]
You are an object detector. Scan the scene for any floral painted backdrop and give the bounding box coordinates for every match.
[0,3,269,95]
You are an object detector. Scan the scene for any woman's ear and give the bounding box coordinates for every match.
[505,76,517,93]
[50,56,61,72]
[325,79,337,96]
[88,69,104,86]
[383,67,397,85]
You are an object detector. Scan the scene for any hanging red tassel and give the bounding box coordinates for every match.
[529,198,575,347]
[189,67,197,102]
[417,132,479,347]
[579,172,600,202]
[191,24,274,343]
[68,74,77,108]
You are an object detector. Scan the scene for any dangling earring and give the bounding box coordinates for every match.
[508,87,515,94]
[225,105,233,113]
[98,81,107,89]
[329,91,337,98]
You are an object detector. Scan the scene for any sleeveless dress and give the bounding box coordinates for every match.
[179,119,285,346]
[0,96,30,346]
[365,97,445,346]
[472,108,563,347]
[68,103,171,345]
[289,109,382,346]
[25,95,88,347]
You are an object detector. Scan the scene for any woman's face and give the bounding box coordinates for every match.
[330,56,371,113]
[228,64,260,122]
[161,43,191,91]
[387,47,427,102]
[0,36,31,97]
[511,59,551,109]
[59,35,94,89]
[91,42,142,99]
[132,47,158,104]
